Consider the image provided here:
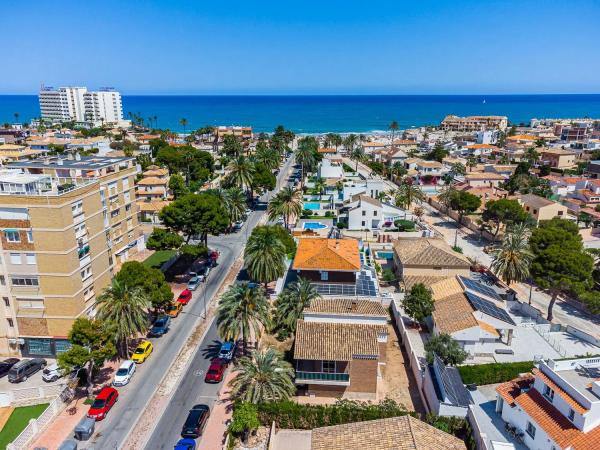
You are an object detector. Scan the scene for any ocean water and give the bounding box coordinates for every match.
[1,94,600,134]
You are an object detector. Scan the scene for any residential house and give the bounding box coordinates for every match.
[317,158,344,179]
[294,297,388,399]
[586,160,600,179]
[342,179,388,202]
[463,143,498,157]
[463,172,506,188]
[496,357,600,450]
[540,148,577,169]
[0,144,46,163]
[519,194,568,223]
[341,194,407,230]
[135,166,172,224]
[404,158,445,178]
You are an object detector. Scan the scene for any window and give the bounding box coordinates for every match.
[5,230,20,242]
[125,204,131,212]
[362,210,366,216]
[373,210,377,216]
[526,421,536,439]
[81,266,92,281]
[3,297,9,307]
[26,339,52,355]
[0,275,5,286]
[361,221,366,227]
[10,253,21,264]
[543,384,555,402]
[568,408,575,421]
[27,230,33,242]
[123,191,131,203]
[7,318,13,328]
[11,277,39,286]
[558,210,564,216]
[122,177,129,190]
[127,218,133,230]
[55,340,71,354]
[25,254,36,265]
[322,360,335,373]
[320,271,329,281]
[71,201,83,216]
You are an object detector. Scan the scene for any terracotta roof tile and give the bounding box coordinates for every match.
[432,293,477,334]
[532,368,588,414]
[304,298,387,317]
[495,374,535,406]
[293,238,361,272]
[403,275,451,291]
[430,276,464,299]
[393,238,470,268]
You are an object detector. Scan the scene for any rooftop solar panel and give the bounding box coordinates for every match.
[465,292,516,325]
[459,276,502,301]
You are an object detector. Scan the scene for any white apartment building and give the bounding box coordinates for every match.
[39,86,124,124]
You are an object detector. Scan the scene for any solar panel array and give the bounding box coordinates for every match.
[311,269,379,298]
[433,355,472,407]
[313,283,356,296]
[465,292,516,325]
[459,276,502,301]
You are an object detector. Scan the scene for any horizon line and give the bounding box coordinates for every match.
[1,92,600,97]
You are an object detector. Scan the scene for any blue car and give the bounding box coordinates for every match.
[149,315,170,337]
[218,341,236,361]
[174,438,196,450]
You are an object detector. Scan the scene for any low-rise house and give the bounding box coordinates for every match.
[519,193,569,223]
[464,172,506,188]
[496,357,600,450]
[586,160,600,179]
[0,144,46,163]
[293,238,361,285]
[341,194,407,230]
[135,165,172,223]
[294,297,388,399]
[540,148,577,169]
[317,158,344,179]
[463,143,498,157]
[342,179,388,202]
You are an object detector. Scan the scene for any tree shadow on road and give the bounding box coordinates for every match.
[201,340,223,360]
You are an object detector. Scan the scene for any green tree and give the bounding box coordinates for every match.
[425,334,468,365]
[225,187,248,226]
[115,261,173,311]
[451,162,466,176]
[402,283,434,325]
[160,193,229,244]
[466,156,478,172]
[252,162,276,194]
[396,178,425,210]
[268,187,303,230]
[217,282,270,352]
[230,348,295,403]
[230,402,260,438]
[255,141,279,171]
[391,161,407,179]
[343,134,359,157]
[252,225,296,256]
[296,137,318,184]
[227,156,256,197]
[146,227,183,250]
[223,134,243,157]
[578,212,593,228]
[244,227,286,287]
[449,191,482,223]
[273,278,319,336]
[388,121,399,145]
[58,318,116,396]
[168,173,188,199]
[96,280,151,357]
[179,117,188,135]
[350,146,366,172]
[425,142,449,162]
[491,223,534,286]
[482,198,528,238]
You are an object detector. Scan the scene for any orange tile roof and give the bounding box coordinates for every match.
[318,147,336,153]
[532,368,588,414]
[466,144,498,149]
[495,374,535,406]
[293,238,360,272]
[137,177,167,186]
[507,134,537,141]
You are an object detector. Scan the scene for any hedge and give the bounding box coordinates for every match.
[458,361,535,385]
[424,414,476,450]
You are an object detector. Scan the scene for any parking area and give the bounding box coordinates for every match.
[0,359,62,391]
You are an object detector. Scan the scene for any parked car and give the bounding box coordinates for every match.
[149,316,171,337]
[87,386,118,420]
[187,276,201,291]
[113,360,136,386]
[42,363,82,382]
[174,438,196,450]
[218,341,236,362]
[8,358,47,383]
[232,221,243,232]
[177,289,193,305]
[166,302,183,318]
[131,340,153,363]
[204,359,226,383]
[0,358,19,378]
[181,404,210,438]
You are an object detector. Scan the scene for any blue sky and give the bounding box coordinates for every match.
[2,0,600,94]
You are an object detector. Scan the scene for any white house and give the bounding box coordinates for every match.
[317,158,344,179]
[342,179,388,202]
[342,194,407,230]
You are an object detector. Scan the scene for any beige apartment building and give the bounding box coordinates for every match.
[441,115,508,132]
[0,155,142,357]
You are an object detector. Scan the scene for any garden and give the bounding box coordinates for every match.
[0,403,48,448]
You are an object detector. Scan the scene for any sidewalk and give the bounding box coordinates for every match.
[201,371,235,449]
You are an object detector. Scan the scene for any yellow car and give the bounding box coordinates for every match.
[166,302,183,318]
[131,340,153,363]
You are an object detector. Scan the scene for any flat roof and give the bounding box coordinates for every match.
[558,367,600,402]
[0,172,50,184]
[9,156,134,170]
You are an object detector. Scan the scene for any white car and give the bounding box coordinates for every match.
[113,360,136,386]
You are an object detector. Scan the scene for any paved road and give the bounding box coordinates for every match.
[89,154,297,450]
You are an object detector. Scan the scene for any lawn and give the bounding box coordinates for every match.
[143,250,177,270]
[0,403,48,448]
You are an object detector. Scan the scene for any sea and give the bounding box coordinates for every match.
[1,94,600,134]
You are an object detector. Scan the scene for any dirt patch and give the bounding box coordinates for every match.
[259,334,293,353]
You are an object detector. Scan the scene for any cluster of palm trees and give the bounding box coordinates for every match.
[210,187,248,229]
[244,228,287,287]
[490,223,534,289]
[216,278,320,403]
[267,187,303,230]
[388,177,426,211]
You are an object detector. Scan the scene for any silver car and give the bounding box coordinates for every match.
[187,276,201,291]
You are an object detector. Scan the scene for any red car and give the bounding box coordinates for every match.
[177,289,193,305]
[87,387,118,421]
[204,358,227,383]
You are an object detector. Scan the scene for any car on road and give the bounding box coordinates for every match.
[218,341,236,362]
[87,386,118,421]
[174,438,196,450]
[149,315,171,337]
[177,289,193,305]
[181,404,210,439]
[8,358,47,383]
[187,276,201,291]
[131,340,153,363]
[232,221,243,232]
[166,302,183,318]
[0,358,19,378]
[113,360,136,386]
[204,358,226,383]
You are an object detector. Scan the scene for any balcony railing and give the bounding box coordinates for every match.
[295,371,350,384]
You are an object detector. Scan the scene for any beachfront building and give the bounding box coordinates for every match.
[82,89,124,124]
[441,115,508,132]
[213,126,252,141]
[496,357,600,450]
[0,157,142,357]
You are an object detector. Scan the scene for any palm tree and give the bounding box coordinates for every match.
[343,134,358,157]
[13,112,19,124]
[268,187,303,230]
[350,146,366,172]
[227,156,255,198]
[230,348,295,403]
[398,178,425,210]
[491,223,533,287]
[244,230,286,287]
[255,144,279,171]
[388,120,399,145]
[296,138,318,185]
[96,279,150,357]
[225,187,247,226]
[217,282,270,352]
[466,156,478,172]
[179,118,188,135]
[273,278,319,334]
[391,161,406,179]
[313,177,326,196]
[330,133,343,151]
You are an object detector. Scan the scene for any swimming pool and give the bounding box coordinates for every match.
[303,202,322,210]
[303,222,328,230]
[376,251,395,259]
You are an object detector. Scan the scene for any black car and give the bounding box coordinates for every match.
[0,358,20,377]
[181,404,210,438]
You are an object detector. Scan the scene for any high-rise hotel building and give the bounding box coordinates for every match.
[39,86,124,125]
[0,155,143,357]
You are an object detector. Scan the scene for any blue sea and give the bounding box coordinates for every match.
[1,94,599,134]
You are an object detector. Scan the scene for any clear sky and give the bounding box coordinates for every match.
[3,0,600,95]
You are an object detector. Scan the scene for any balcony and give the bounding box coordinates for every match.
[295,371,350,386]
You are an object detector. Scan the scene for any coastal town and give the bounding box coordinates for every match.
[0,87,599,450]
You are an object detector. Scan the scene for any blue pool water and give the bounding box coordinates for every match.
[303,202,322,210]
[376,251,395,259]
[303,222,328,230]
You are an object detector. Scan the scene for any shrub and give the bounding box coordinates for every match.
[393,219,416,232]
[458,361,535,385]
[452,245,463,253]
[230,402,260,435]
[302,209,313,216]
[424,414,476,450]
[382,269,396,282]
[336,222,347,229]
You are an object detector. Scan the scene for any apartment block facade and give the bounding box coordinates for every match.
[441,115,508,132]
[39,86,124,124]
[0,155,142,357]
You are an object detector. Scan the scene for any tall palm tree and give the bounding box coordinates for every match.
[244,230,286,287]
[343,134,358,157]
[255,144,279,171]
[313,177,326,196]
[13,112,19,124]
[230,348,295,403]
[273,278,319,334]
[179,118,188,135]
[398,178,425,210]
[227,156,255,198]
[491,223,533,286]
[96,279,150,357]
[350,146,366,172]
[217,282,270,352]
[388,120,399,145]
[296,137,318,185]
[225,187,247,226]
[268,187,303,230]
[391,161,406,179]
